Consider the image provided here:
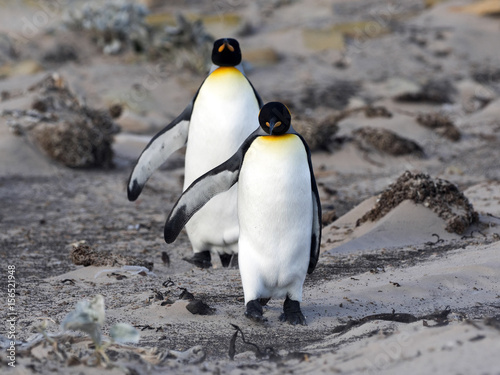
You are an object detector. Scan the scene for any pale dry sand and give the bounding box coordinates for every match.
[1,0,500,374]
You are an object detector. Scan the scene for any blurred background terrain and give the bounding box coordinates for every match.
[1,1,500,374]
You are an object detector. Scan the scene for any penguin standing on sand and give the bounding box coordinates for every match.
[164,102,321,325]
[127,38,263,269]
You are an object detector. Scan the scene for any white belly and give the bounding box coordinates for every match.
[237,135,313,302]
[183,67,259,253]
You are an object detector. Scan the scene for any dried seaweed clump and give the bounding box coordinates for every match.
[150,13,213,73]
[353,127,424,157]
[300,80,361,110]
[64,2,213,72]
[364,106,392,118]
[64,1,150,55]
[471,66,500,85]
[416,112,461,142]
[395,79,456,104]
[293,114,340,151]
[357,171,478,234]
[291,106,394,152]
[71,241,153,271]
[0,33,17,65]
[4,73,119,168]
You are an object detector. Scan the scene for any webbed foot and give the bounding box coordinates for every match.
[279,297,306,326]
[245,299,267,323]
[220,253,238,268]
[183,250,212,269]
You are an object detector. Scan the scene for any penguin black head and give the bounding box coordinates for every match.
[258,102,291,136]
[212,38,242,67]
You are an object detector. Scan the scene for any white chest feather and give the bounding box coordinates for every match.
[238,135,313,301]
[184,67,259,187]
[182,67,259,252]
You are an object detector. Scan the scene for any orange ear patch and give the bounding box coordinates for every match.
[218,42,235,53]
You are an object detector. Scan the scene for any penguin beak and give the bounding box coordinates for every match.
[268,118,276,135]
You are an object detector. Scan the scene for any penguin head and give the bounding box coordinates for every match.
[212,38,242,67]
[258,102,291,136]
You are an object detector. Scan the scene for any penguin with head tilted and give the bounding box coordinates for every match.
[127,38,263,269]
[164,102,321,325]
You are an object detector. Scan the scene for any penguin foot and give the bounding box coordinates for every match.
[228,254,239,268]
[219,253,231,267]
[279,297,306,326]
[220,253,238,268]
[245,299,267,323]
[183,251,212,269]
[219,253,238,268]
[259,298,270,306]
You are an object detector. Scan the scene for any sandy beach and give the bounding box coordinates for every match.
[1,0,500,374]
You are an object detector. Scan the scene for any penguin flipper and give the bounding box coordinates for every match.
[164,129,262,244]
[164,154,241,244]
[308,179,322,274]
[297,135,322,274]
[127,103,193,201]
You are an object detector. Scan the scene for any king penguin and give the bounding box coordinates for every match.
[127,38,263,269]
[164,102,322,325]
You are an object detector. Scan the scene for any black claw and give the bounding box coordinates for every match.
[245,299,267,323]
[279,297,306,326]
[183,250,212,269]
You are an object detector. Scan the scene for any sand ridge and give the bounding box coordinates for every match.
[1,0,500,374]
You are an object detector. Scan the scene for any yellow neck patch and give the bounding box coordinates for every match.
[253,134,303,157]
[260,134,296,142]
[209,66,241,78]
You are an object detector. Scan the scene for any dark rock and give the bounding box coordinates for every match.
[42,44,79,64]
[3,73,121,168]
[293,113,340,151]
[108,104,123,119]
[64,3,214,72]
[186,299,215,315]
[179,288,195,301]
[364,106,392,118]
[300,80,361,110]
[70,241,154,271]
[322,210,338,226]
[64,2,150,55]
[395,79,456,104]
[416,112,461,141]
[471,66,500,85]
